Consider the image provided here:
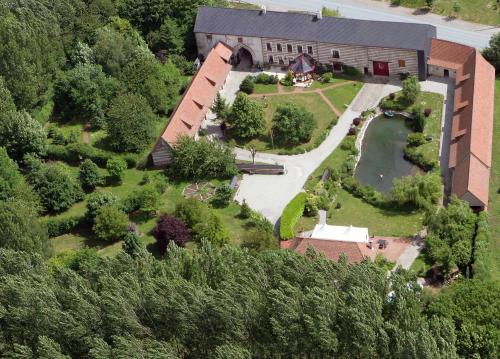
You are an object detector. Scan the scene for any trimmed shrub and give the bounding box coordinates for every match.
[404,146,438,171]
[424,108,432,117]
[280,192,307,240]
[352,117,361,126]
[389,93,396,100]
[239,199,252,219]
[407,133,426,147]
[46,143,112,167]
[240,75,254,94]
[322,72,333,83]
[106,157,127,183]
[280,71,294,87]
[255,73,278,84]
[211,184,233,208]
[79,159,104,192]
[44,216,84,238]
[472,212,491,280]
[86,191,118,221]
[93,205,129,241]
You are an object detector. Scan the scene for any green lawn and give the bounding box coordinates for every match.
[231,92,338,154]
[411,92,445,162]
[305,78,349,91]
[253,83,278,94]
[323,82,363,113]
[395,0,500,26]
[485,80,500,281]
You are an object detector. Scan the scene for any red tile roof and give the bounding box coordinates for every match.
[159,42,233,147]
[282,237,368,263]
[429,39,495,209]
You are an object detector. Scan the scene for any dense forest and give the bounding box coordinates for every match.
[0,0,499,358]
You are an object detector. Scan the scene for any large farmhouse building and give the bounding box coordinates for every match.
[194,6,436,80]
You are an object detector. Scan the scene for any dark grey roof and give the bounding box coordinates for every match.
[194,6,436,52]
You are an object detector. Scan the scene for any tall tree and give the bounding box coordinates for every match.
[227,93,265,139]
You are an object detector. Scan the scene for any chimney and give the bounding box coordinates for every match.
[260,5,267,15]
[316,10,322,20]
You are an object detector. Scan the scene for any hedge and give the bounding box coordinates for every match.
[472,212,491,280]
[280,192,307,240]
[44,215,85,238]
[46,144,137,169]
[403,146,438,171]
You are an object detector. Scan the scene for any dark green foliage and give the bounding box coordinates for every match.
[106,157,127,183]
[402,75,421,105]
[391,172,442,209]
[280,192,307,239]
[153,215,191,253]
[407,132,427,147]
[25,156,84,213]
[46,143,113,167]
[411,104,426,132]
[428,279,500,359]
[122,231,143,257]
[227,93,265,139]
[174,198,207,228]
[79,159,104,192]
[239,199,252,219]
[92,205,129,241]
[471,212,491,280]
[122,184,161,214]
[86,191,118,221]
[44,216,84,238]
[241,213,277,252]
[170,137,237,180]
[211,184,233,208]
[121,53,182,114]
[483,32,500,72]
[342,177,384,207]
[404,146,439,171]
[239,75,254,94]
[106,93,156,152]
[255,73,279,84]
[322,72,333,83]
[0,147,35,202]
[0,201,49,255]
[425,197,477,274]
[280,71,294,86]
[54,63,118,129]
[0,244,460,357]
[272,103,316,145]
[0,110,47,161]
[211,92,229,121]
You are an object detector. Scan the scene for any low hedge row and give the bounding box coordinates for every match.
[44,215,85,238]
[472,212,491,280]
[46,144,138,169]
[280,192,307,240]
[341,177,384,207]
[403,147,438,171]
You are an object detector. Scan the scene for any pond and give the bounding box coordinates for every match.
[355,115,421,193]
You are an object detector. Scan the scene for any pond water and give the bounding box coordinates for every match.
[355,115,421,193]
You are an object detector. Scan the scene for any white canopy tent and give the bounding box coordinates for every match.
[311,224,369,243]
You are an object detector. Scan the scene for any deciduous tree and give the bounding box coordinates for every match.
[227,93,265,139]
[271,103,316,145]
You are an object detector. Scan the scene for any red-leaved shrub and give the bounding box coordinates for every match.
[424,108,432,117]
[389,93,396,100]
[353,118,361,126]
[153,215,191,253]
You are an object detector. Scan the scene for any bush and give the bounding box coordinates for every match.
[227,93,265,139]
[106,157,127,183]
[404,147,438,171]
[122,184,161,214]
[122,231,143,258]
[272,103,316,145]
[280,71,294,87]
[342,177,384,207]
[401,75,420,105]
[322,72,333,83]
[170,137,237,180]
[304,194,319,217]
[407,133,426,147]
[45,143,112,167]
[211,184,233,208]
[25,156,84,213]
[44,216,84,238]
[472,212,490,280]
[340,136,357,154]
[174,198,208,229]
[280,192,307,240]
[352,117,361,126]
[239,75,254,94]
[239,199,252,219]
[391,172,442,209]
[241,226,277,252]
[255,73,278,84]
[424,108,432,117]
[86,191,118,221]
[79,159,104,192]
[342,66,362,80]
[153,215,191,254]
[193,213,229,246]
[389,93,396,100]
[92,205,129,241]
[411,105,425,132]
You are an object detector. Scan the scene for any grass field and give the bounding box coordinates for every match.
[231,92,338,153]
[253,83,278,94]
[394,0,500,25]
[485,80,500,280]
[305,78,349,91]
[323,82,363,114]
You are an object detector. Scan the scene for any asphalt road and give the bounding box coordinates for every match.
[243,0,499,48]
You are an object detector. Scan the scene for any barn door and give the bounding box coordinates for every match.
[373,61,390,76]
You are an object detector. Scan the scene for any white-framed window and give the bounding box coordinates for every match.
[278,56,284,65]
[268,55,274,64]
[287,44,293,53]
[331,49,340,59]
[266,42,272,51]
[297,45,303,53]
[307,45,313,55]
[277,43,283,52]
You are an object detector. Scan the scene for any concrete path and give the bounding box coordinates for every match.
[318,210,327,225]
[395,238,425,270]
[234,82,388,223]
[244,0,498,48]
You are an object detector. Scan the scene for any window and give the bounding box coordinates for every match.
[238,37,243,43]
[268,55,274,64]
[289,57,294,64]
[278,56,284,65]
[398,60,406,68]
[266,42,272,51]
[206,34,213,42]
[331,50,340,59]
[297,45,303,53]
[277,43,282,52]
[307,46,313,55]
[287,44,293,53]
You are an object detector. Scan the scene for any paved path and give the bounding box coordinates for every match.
[395,238,425,270]
[318,210,327,225]
[234,82,388,223]
[244,0,499,48]
[233,77,452,224]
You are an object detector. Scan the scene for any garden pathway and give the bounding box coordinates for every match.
[82,122,91,144]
